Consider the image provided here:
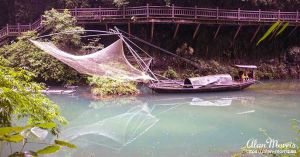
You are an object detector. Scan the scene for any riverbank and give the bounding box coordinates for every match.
[154,58,300,80]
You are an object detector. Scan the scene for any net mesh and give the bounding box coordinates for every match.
[30,39,153,80]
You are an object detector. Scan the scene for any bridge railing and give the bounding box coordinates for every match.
[0,5,299,41]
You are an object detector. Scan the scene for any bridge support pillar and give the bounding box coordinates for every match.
[193,23,200,39]
[128,23,131,35]
[231,25,242,46]
[214,25,221,39]
[233,25,242,41]
[173,23,180,39]
[105,23,108,31]
[250,25,261,43]
[288,26,298,37]
[151,22,154,41]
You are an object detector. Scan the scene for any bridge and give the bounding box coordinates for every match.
[0,5,299,43]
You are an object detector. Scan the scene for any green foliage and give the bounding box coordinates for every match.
[0,124,76,156]
[0,31,83,83]
[36,145,61,154]
[176,42,194,56]
[163,66,179,79]
[276,22,289,36]
[113,0,129,7]
[0,59,75,156]
[164,0,171,6]
[181,70,200,78]
[55,140,77,148]
[36,123,57,129]
[42,9,84,49]
[256,21,289,46]
[82,38,104,53]
[88,76,139,97]
[257,21,281,45]
[62,0,90,8]
[0,57,66,127]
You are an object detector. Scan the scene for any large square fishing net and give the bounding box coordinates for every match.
[30,39,153,81]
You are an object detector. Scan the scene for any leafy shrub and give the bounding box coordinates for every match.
[87,76,139,97]
[42,9,84,49]
[0,57,66,127]
[0,31,83,84]
[163,66,179,79]
[0,57,75,157]
[181,70,200,79]
[113,0,129,7]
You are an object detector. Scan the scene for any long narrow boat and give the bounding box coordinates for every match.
[149,79,255,93]
[149,65,257,93]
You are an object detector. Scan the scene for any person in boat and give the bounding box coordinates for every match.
[236,65,257,82]
[248,71,254,79]
[241,72,247,81]
[239,70,248,82]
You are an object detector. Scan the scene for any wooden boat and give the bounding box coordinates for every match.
[149,79,255,93]
[149,65,257,93]
[39,85,78,95]
[40,89,76,95]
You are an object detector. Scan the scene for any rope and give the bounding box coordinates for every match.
[35,30,120,40]
[121,35,152,58]
[113,29,159,82]
[79,34,119,38]
[116,28,201,69]
[120,34,159,82]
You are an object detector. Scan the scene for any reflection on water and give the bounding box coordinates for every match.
[61,104,159,150]
[45,81,300,157]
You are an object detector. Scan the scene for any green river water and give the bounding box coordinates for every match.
[3,80,300,157]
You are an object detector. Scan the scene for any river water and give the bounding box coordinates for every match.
[5,80,299,157]
[43,80,300,157]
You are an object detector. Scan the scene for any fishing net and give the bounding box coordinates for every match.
[30,39,154,81]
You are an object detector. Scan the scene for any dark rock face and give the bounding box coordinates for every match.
[286,47,300,64]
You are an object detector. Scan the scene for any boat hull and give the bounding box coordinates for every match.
[149,80,255,93]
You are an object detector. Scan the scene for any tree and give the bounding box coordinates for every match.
[113,0,129,7]
[0,31,83,84]
[0,57,77,156]
[62,0,90,8]
[0,56,66,127]
[42,9,84,49]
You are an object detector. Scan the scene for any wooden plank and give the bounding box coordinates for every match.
[297,10,299,23]
[173,23,180,39]
[193,23,200,39]
[1,6,300,42]
[151,22,154,40]
[238,8,240,20]
[250,25,261,43]
[233,25,242,41]
[128,23,131,35]
[288,26,298,37]
[105,23,108,31]
[214,25,221,39]
[147,4,149,18]
[172,4,175,18]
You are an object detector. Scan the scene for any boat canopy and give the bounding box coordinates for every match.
[235,65,257,69]
[184,74,233,89]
